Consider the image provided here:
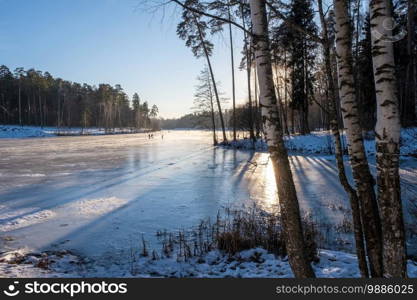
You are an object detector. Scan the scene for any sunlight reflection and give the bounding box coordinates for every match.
[244,153,279,213]
[262,154,280,212]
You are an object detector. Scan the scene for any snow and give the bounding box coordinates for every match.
[64,197,128,217]
[0,125,55,138]
[225,127,417,156]
[0,249,84,278]
[1,247,416,278]
[0,209,56,232]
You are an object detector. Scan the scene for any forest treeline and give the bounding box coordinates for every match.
[0,66,159,130]
[164,0,416,279]
[169,0,415,139]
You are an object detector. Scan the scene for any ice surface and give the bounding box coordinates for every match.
[0,130,416,277]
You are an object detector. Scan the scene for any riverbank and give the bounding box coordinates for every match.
[2,245,417,278]
[221,127,417,156]
[0,125,158,138]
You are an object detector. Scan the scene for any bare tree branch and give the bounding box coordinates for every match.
[169,0,324,44]
[170,0,252,36]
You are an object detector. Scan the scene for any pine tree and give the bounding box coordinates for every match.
[177,0,228,142]
[283,0,318,135]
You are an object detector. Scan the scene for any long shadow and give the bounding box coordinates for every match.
[2,143,255,242]
[289,155,358,251]
[290,156,345,221]
[304,156,351,194]
[0,146,216,226]
[25,150,258,259]
[231,150,256,191]
[191,147,257,208]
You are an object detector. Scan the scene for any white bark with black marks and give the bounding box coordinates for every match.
[318,0,368,278]
[249,0,315,278]
[333,0,383,277]
[370,0,407,278]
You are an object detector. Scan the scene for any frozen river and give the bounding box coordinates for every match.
[1,130,416,269]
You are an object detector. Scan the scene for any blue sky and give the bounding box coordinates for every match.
[0,0,247,118]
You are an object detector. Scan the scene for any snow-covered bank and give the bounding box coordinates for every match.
[0,249,84,278]
[0,125,55,138]
[224,127,417,156]
[0,125,155,139]
[1,247,417,278]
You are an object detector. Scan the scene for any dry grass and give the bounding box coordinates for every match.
[150,206,318,263]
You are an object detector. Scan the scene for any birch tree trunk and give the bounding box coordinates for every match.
[318,0,368,277]
[369,0,407,277]
[249,0,315,278]
[333,0,383,277]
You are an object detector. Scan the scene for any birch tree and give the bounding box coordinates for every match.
[369,0,407,277]
[318,0,368,277]
[333,0,383,277]
[249,0,315,278]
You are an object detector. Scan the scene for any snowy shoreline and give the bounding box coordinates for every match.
[221,127,417,156]
[2,124,416,158]
[0,125,158,139]
[1,247,417,278]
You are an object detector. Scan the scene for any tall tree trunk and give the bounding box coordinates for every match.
[249,0,315,278]
[241,4,256,142]
[406,0,416,124]
[27,95,31,125]
[254,66,260,137]
[254,66,263,137]
[228,2,237,142]
[283,52,290,136]
[333,0,383,277]
[303,45,310,135]
[290,107,294,134]
[208,72,218,145]
[369,0,407,277]
[318,0,368,277]
[18,81,22,126]
[38,90,43,128]
[194,15,227,142]
[274,64,289,136]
